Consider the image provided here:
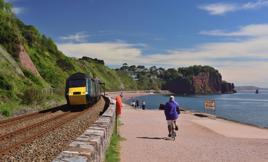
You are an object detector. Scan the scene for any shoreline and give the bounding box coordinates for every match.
[183,110,268,130]
[107,91,268,130]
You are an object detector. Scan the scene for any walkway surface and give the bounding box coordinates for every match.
[120,106,268,162]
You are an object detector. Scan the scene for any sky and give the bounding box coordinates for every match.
[6,0,268,87]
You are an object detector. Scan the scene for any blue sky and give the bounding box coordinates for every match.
[7,0,268,87]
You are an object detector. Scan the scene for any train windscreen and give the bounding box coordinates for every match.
[68,79,86,87]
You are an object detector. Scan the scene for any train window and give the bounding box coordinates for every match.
[68,80,86,87]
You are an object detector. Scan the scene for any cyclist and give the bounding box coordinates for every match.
[164,96,180,137]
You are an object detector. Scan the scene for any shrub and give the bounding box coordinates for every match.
[57,58,75,72]
[1,108,11,117]
[20,87,45,105]
[0,75,12,90]
[22,69,43,86]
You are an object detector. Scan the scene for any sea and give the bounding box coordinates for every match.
[126,90,268,128]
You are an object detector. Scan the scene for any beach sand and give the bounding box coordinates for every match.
[118,103,268,162]
[106,91,153,100]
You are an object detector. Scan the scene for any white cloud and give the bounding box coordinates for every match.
[242,0,268,9]
[57,25,268,87]
[199,3,237,15]
[199,0,268,15]
[12,7,25,15]
[58,42,143,65]
[200,24,268,37]
[60,32,90,43]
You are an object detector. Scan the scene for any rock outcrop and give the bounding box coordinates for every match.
[163,71,235,95]
[221,81,236,93]
[192,72,222,94]
[18,45,39,76]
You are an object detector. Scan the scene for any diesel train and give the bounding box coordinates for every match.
[65,72,102,105]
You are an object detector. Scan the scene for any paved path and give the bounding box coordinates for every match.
[120,106,268,162]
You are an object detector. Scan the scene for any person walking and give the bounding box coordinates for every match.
[116,92,123,116]
[135,99,139,108]
[164,96,180,137]
[142,100,146,110]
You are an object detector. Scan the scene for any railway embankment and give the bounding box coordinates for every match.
[0,97,107,161]
[53,97,116,162]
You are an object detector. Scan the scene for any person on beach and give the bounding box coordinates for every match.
[136,99,139,108]
[131,100,136,107]
[116,92,123,116]
[164,96,180,137]
[142,100,146,110]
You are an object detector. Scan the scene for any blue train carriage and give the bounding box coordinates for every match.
[65,72,102,105]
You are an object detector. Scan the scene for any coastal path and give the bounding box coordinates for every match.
[120,105,268,162]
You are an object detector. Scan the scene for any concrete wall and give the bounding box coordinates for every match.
[53,103,115,162]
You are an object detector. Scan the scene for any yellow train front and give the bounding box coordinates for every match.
[65,72,101,106]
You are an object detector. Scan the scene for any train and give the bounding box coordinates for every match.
[65,72,102,106]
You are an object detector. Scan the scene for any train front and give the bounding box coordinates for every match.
[65,73,89,105]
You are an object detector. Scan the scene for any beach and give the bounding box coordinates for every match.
[106,91,153,100]
[107,91,268,162]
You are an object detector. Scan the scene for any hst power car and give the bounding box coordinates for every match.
[65,72,102,105]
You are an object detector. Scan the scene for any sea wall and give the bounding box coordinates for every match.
[53,101,115,162]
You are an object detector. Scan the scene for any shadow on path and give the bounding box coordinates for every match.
[194,113,208,118]
[137,136,174,141]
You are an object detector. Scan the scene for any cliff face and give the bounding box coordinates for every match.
[192,72,222,94]
[163,71,235,95]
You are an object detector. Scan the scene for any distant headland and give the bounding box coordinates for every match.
[116,64,236,95]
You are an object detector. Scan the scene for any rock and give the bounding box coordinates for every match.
[18,44,40,76]
[221,81,236,93]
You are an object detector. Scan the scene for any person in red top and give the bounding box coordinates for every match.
[116,93,123,116]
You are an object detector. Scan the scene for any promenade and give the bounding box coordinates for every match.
[119,105,268,162]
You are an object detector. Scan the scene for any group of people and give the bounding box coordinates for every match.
[131,99,146,110]
[116,92,180,138]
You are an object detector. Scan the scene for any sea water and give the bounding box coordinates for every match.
[127,90,268,128]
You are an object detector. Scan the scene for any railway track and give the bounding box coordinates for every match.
[0,106,88,156]
[0,111,65,136]
[0,105,65,130]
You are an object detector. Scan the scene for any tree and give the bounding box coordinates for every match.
[163,68,180,80]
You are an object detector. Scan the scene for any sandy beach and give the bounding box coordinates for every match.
[106,91,154,99]
[108,91,268,162]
